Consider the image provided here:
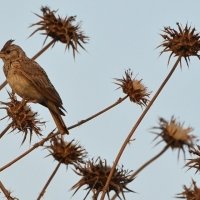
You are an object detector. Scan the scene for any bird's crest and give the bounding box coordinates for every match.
[1,39,15,51]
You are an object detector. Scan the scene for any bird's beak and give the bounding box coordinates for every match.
[0,51,5,58]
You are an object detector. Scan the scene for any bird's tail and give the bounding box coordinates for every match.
[49,109,69,134]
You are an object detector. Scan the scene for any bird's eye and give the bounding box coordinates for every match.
[6,50,10,54]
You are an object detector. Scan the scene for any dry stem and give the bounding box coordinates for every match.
[69,95,128,129]
[0,131,60,172]
[131,144,170,178]
[0,96,127,172]
[100,56,181,200]
[111,144,170,200]
[37,161,62,200]
[31,39,56,60]
[0,181,16,200]
[0,123,12,139]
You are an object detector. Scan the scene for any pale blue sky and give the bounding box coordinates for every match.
[0,1,200,200]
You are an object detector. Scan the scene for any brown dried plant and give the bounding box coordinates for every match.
[30,6,88,57]
[176,180,200,200]
[72,158,134,200]
[159,23,200,65]
[46,136,87,166]
[101,23,200,198]
[35,136,87,200]
[0,181,18,200]
[115,69,150,107]
[186,145,200,173]
[152,116,196,158]
[1,4,200,200]
[0,92,44,143]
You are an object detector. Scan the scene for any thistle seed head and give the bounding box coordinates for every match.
[30,6,89,57]
[152,116,196,158]
[186,145,200,174]
[71,157,134,200]
[0,92,44,143]
[47,136,87,166]
[176,180,200,200]
[115,69,150,107]
[159,23,200,66]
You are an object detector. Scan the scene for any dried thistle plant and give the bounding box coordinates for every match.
[0,181,19,200]
[159,23,200,65]
[72,158,134,200]
[152,116,196,158]
[115,69,150,107]
[46,136,87,166]
[30,6,88,57]
[186,145,200,173]
[176,180,200,200]
[0,92,44,143]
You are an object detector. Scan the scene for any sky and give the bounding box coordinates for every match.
[0,1,200,200]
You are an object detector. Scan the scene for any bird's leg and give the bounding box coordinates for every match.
[0,80,7,91]
[56,130,66,141]
[16,98,29,113]
[21,98,28,107]
[60,133,65,141]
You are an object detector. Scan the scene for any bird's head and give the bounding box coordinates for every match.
[0,40,26,62]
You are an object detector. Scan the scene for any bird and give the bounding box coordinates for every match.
[0,40,68,134]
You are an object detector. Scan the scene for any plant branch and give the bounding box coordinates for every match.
[69,95,128,130]
[0,123,12,139]
[31,39,56,60]
[0,96,127,172]
[0,181,16,200]
[37,161,62,200]
[131,144,170,178]
[111,144,170,200]
[100,56,181,200]
[0,131,59,172]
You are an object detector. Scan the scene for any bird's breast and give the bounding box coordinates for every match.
[6,63,44,102]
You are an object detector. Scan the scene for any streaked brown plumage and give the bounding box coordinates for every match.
[0,40,68,134]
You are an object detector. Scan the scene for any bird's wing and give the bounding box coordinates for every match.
[20,58,63,108]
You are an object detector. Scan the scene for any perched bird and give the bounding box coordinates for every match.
[0,40,68,134]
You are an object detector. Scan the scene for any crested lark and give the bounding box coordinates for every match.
[0,40,68,134]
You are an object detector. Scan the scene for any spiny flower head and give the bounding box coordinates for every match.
[152,116,196,158]
[47,136,87,166]
[176,180,200,200]
[115,69,150,107]
[71,157,134,200]
[30,6,88,57]
[186,145,200,174]
[0,92,44,143]
[159,23,200,66]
